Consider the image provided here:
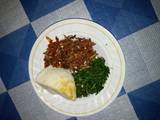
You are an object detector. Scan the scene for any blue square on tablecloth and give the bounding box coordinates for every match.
[0,25,28,57]
[84,0,120,31]
[110,9,157,40]
[8,59,29,90]
[0,52,29,90]
[84,0,158,39]
[123,0,156,18]
[0,92,21,120]
[20,0,74,21]
[0,24,35,89]
[0,24,36,61]
[128,80,160,120]
[19,26,36,61]
[0,53,17,89]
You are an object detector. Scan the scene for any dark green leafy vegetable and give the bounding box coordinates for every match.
[72,57,110,98]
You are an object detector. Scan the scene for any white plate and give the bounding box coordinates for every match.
[29,19,125,116]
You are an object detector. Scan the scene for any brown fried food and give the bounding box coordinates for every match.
[44,35,96,70]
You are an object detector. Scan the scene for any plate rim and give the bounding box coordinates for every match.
[28,18,126,116]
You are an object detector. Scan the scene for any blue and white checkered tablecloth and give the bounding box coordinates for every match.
[0,0,160,120]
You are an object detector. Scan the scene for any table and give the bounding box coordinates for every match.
[0,0,160,120]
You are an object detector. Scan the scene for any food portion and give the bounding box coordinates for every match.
[36,35,110,100]
[36,66,76,100]
[44,35,96,70]
[73,57,110,98]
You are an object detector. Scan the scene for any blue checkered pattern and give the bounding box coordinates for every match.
[0,0,160,120]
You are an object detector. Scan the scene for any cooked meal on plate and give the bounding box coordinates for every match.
[36,35,110,100]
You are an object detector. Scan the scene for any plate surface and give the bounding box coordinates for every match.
[29,19,125,116]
